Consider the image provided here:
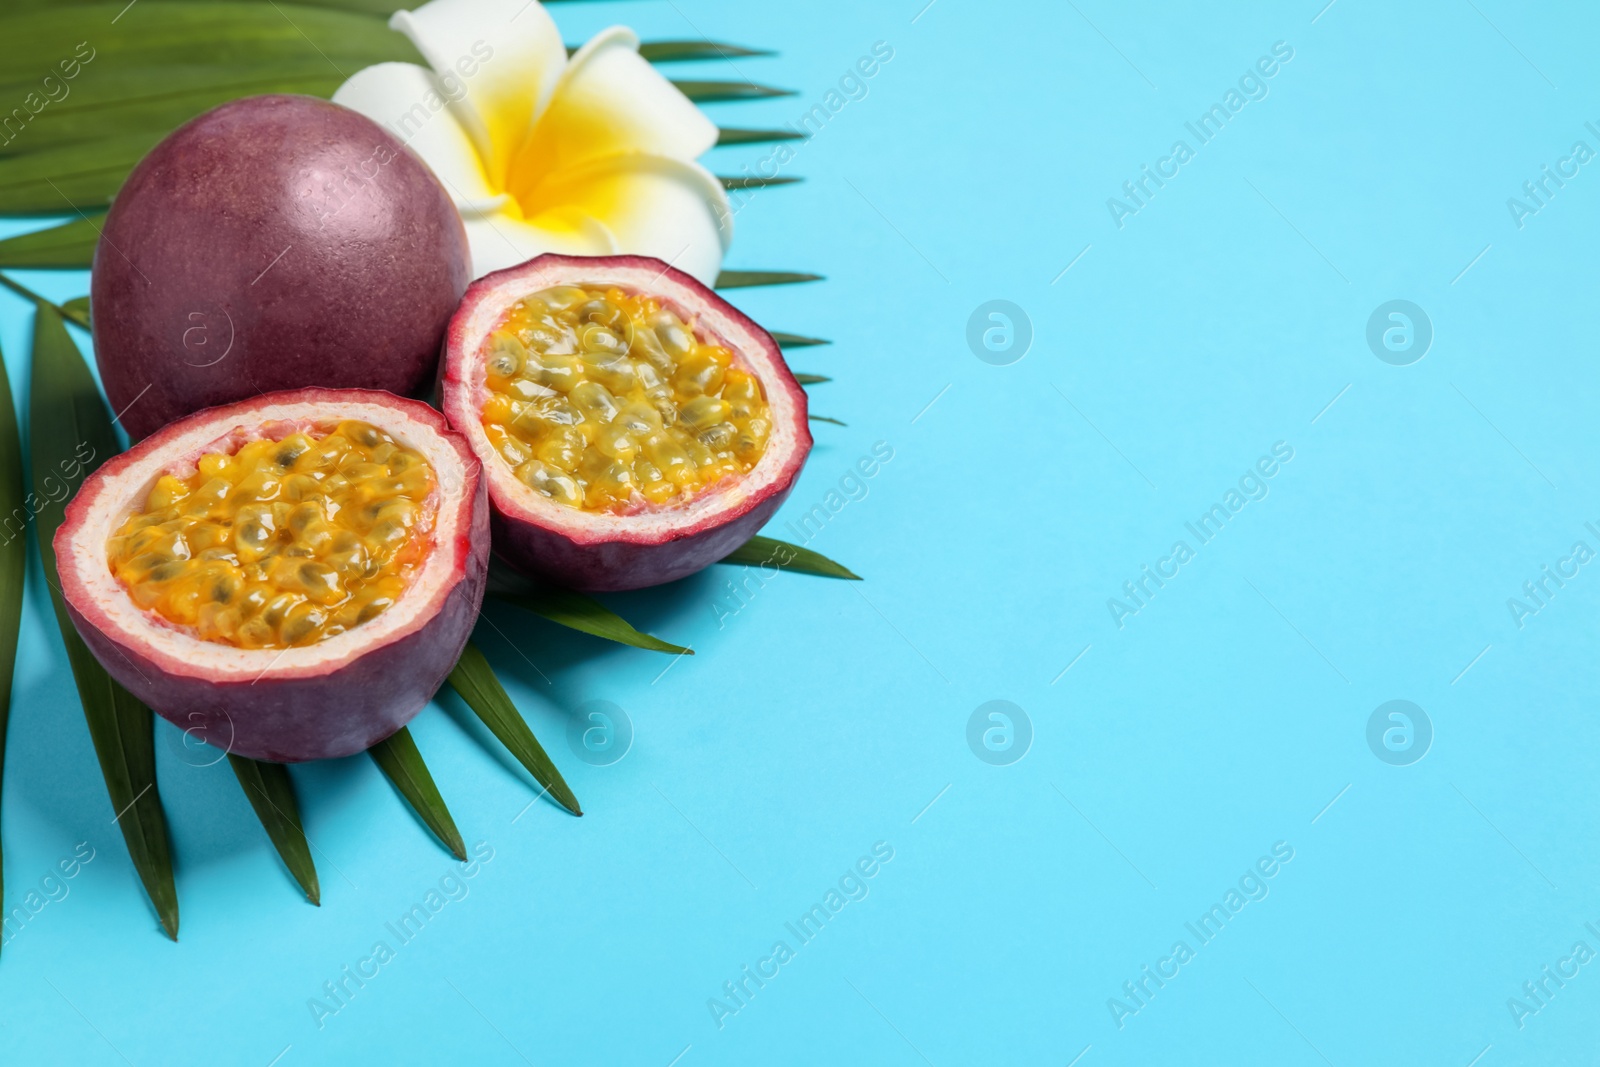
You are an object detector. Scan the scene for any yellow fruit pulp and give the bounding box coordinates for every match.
[106,421,436,650]
[478,284,772,513]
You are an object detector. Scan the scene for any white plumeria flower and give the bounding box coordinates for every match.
[333,0,731,285]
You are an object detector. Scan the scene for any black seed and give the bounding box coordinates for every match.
[283,617,318,644]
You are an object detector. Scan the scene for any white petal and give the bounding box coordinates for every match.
[509,26,718,189]
[463,209,617,279]
[524,156,731,286]
[332,62,508,214]
[389,0,566,189]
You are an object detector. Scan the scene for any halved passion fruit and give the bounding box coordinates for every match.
[54,389,488,763]
[441,254,811,591]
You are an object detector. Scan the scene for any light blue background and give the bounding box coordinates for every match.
[1,0,1596,1063]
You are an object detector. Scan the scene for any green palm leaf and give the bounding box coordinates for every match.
[769,332,830,348]
[721,535,860,580]
[59,296,89,330]
[0,340,26,952]
[0,67,346,154]
[672,80,794,102]
[447,642,580,816]
[368,726,464,860]
[716,270,822,289]
[719,175,801,190]
[564,40,772,62]
[638,40,773,61]
[6,0,402,11]
[227,755,320,904]
[28,301,178,939]
[716,128,805,146]
[0,5,417,74]
[0,274,85,329]
[491,588,691,655]
[0,218,101,270]
[0,132,170,216]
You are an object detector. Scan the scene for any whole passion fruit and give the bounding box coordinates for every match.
[441,254,811,592]
[54,389,488,763]
[91,95,471,441]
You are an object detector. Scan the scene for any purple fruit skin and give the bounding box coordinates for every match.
[488,488,795,593]
[91,95,470,440]
[63,534,487,763]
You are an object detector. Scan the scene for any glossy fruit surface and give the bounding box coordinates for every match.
[55,388,488,762]
[91,94,470,440]
[441,253,810,592]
